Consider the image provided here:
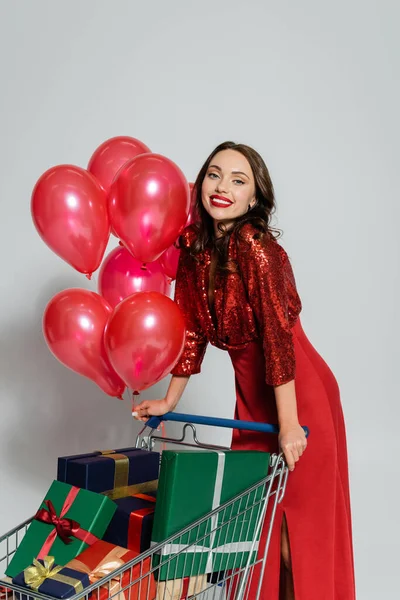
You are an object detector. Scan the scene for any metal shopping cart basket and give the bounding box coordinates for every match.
[0,412,309,600]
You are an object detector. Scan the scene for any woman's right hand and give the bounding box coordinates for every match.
[132,398,171,422]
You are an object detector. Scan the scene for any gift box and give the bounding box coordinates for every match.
[12,556,90,600]
[58,448,160,499]
[156,575,207,599]
[66,540,156,600]
[57,447,136,482]
[151,450,269,580]
[5,480,117,578]
[103,493,156,553]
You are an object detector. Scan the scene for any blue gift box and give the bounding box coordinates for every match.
[57,447,144,483]
[12,560,90,600]
[57,448,159,498]
[103,492,157,553]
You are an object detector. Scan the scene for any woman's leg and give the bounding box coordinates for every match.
[280,514,295,600]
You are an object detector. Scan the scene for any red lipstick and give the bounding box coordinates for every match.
[210,194,233,208]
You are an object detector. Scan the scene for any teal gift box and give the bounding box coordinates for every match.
[151,450,270,580]
[5,480,116,578]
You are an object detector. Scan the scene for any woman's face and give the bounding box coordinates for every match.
[201,149,256,234]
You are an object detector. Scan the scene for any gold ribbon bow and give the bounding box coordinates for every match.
[24,557,62,590]
[24,556,83,594]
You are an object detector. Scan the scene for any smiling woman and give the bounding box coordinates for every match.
[133,141,356,600]
[202,152,256,232]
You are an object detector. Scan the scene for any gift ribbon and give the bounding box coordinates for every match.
[156,451,255,574]
[102,479,158,500]
[96,450,130,491]
[68,546,129,585]
[34,486,99,559]
[69,546,154,600]
[157,541,259,574]
[24,556,84,594]
[127,494,156,551]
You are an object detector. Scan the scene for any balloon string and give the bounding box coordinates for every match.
[132,390,140,418]
[160,422,167,451]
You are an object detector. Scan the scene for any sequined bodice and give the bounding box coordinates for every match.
[170,222,302,386]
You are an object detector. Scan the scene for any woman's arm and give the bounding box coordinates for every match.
[133,375,190,421]
[274,379,307,470]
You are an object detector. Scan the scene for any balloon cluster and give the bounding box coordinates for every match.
[33,136,198,398]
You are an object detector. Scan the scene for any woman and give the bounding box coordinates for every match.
[134,142,355,600]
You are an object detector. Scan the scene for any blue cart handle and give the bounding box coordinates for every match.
[146,412,309,438]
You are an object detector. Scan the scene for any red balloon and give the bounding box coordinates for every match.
[158,183,198,280]
[98,246,171,309]
[31,165,110,276]
[88,136,151,195]
[104,292,186,392]
[43,289,125,398]
[158,243,180,281]
[109,154,190,263]
[187,182,199,227]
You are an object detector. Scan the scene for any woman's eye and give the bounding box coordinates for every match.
[233,179,244,185]
[208,172,218,179]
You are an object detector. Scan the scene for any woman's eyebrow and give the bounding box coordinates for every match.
[208,164,250,179]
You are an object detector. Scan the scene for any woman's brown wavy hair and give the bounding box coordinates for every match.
[180,141,281,271]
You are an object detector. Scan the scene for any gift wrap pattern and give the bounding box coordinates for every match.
[5,480,116,578]
[151,450,270,580]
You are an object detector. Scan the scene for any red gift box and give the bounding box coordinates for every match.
[66,540,156,600]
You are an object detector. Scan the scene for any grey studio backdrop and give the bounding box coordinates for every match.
[0,1,398,598]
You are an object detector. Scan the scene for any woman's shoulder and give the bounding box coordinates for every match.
[236,222,286,257]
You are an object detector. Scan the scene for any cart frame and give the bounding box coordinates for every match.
[0,412,309,600]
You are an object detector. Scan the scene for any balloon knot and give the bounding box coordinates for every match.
[117,395,124,401]
[132,390,140,396]
[86,273,92,281]
[140,263,147,270]
[118,240,124,247]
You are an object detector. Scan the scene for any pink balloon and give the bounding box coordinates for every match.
[104,292,186,392]
[88,136,151,195]
[98,246,171,308]
[31,165,110,276]
[43,289,126,398]
[108,154,190,263]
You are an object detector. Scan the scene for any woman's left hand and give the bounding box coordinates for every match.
[278,423,307,472]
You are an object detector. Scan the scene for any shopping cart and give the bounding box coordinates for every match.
[0,412,309,600]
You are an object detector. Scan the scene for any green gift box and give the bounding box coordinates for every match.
[5,480,117,578]
[151,450,270,580]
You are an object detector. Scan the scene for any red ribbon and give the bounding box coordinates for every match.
[181,578,189,598]
[34,486,99,559]
[127,494,156,552]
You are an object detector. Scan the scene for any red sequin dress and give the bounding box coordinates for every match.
[170,223,355,600]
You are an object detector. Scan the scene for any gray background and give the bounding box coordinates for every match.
[0,1,398,597]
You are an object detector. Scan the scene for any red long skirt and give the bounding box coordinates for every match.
[228,319,356,600]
